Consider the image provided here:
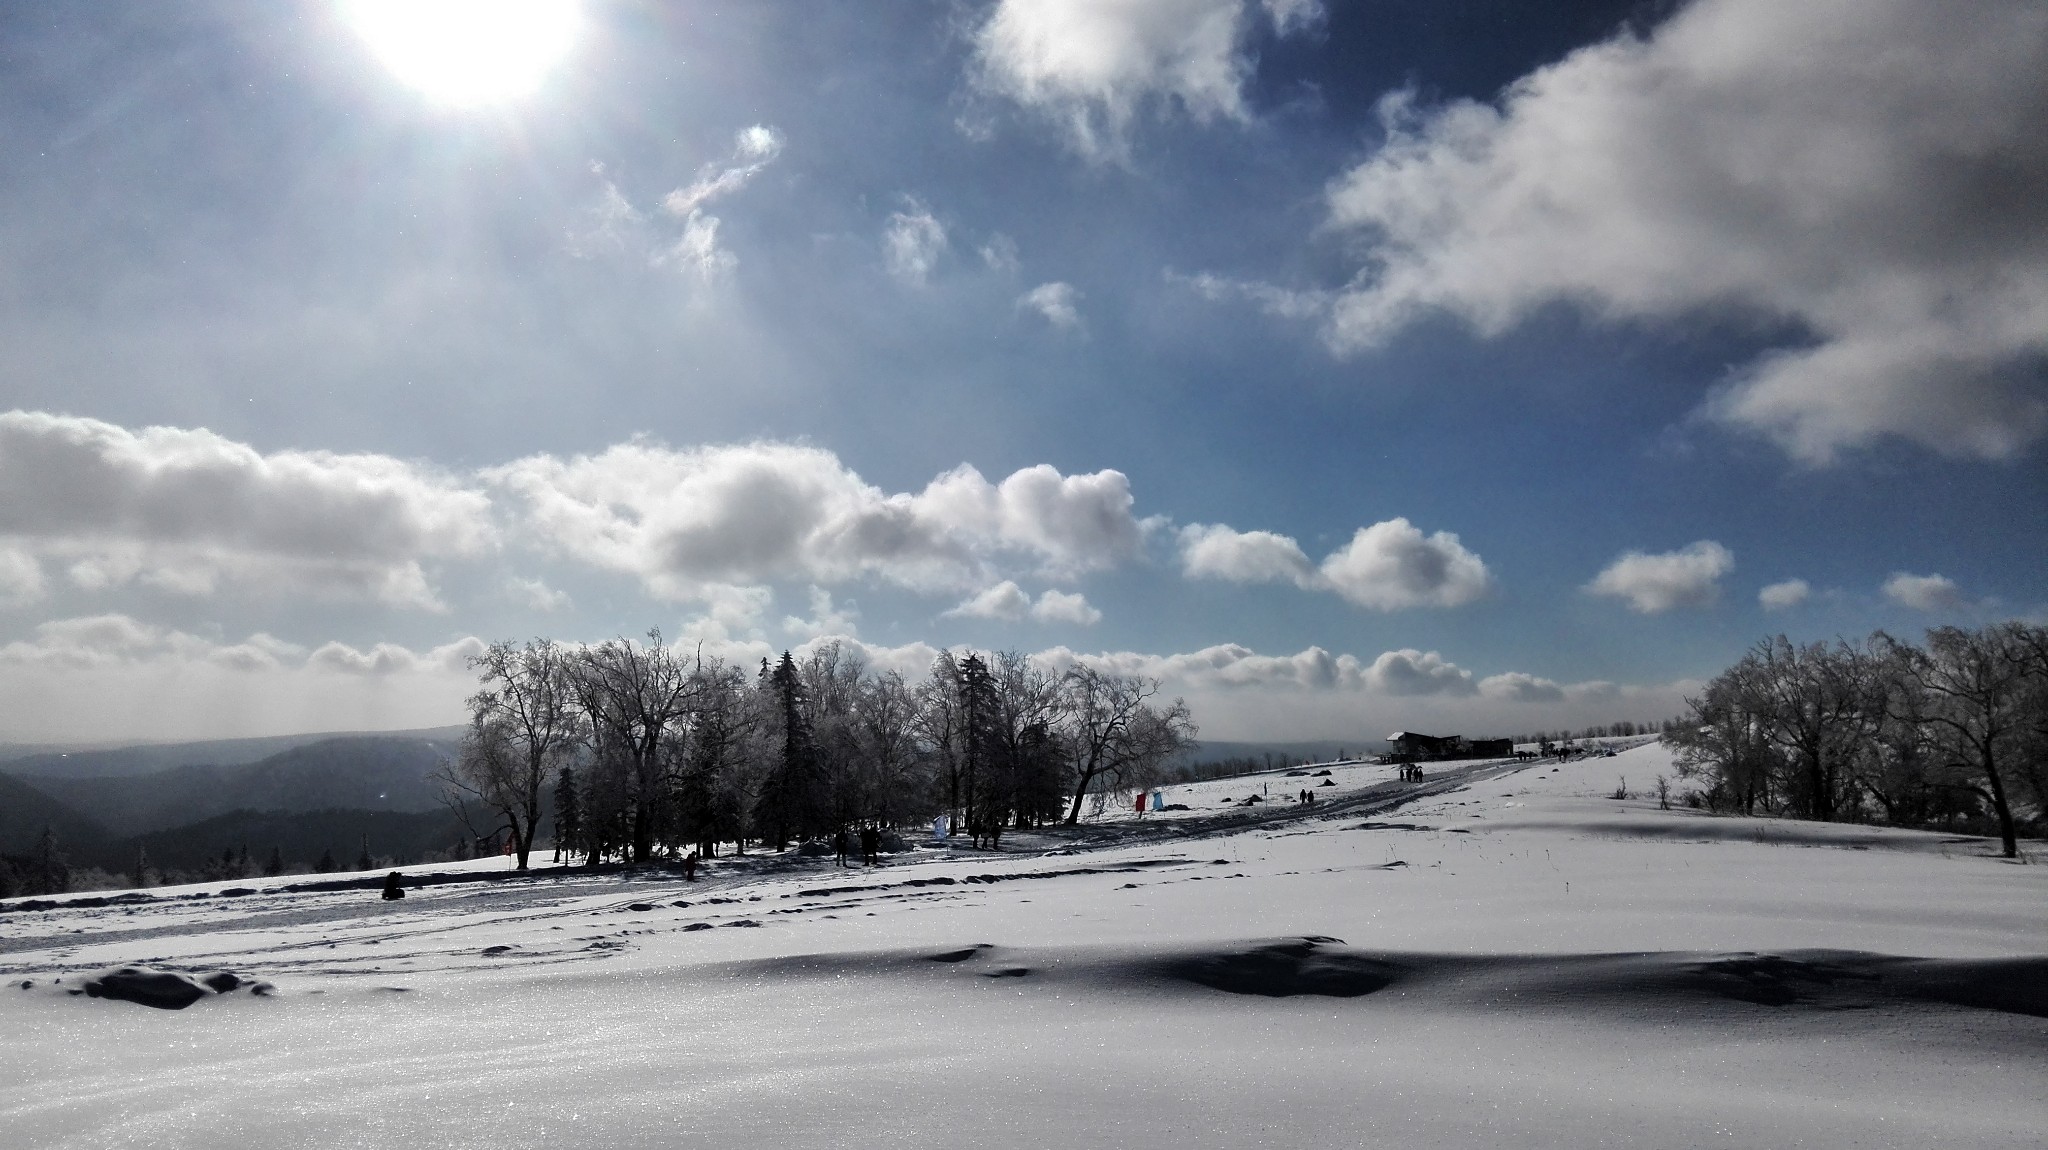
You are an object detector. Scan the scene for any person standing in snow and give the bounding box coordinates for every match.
[381,872,406,901]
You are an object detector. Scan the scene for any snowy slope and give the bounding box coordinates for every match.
[2,741,2043,1149]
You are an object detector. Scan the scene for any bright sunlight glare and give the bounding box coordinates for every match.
[341,0,580,106]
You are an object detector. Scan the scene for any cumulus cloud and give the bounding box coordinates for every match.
[1883,572,1966,611]
[1363,648,1474,696]
[307,636,484,676]
[486,441,1145,602]
[1178,523,1316,586]
[885,198,947,284]
[1318,519,1492,610]
[1179,518,1491,610]
[783,586,860,640]
[945,581,1103,626]
[1029,588,1101,626]
[0,615,484,742]
[1321,0,2048,462]
[1478,671,1566,703]
[945,580,1035,621]
[971,0,1322,158]
[0,613,476,678]
[677,583,775,645]
[1758,578,1812,611]
[1585,541,1734,614]
[1018,281,1085,331]
[0,411,493,608]
[505,576,570,612]
[0,546,42,605]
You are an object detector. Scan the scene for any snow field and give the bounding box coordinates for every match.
[2,741,2043,1148]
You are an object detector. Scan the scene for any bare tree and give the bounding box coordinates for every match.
[1884,624,2041,858]
[573,631,700,863]
[449,639,582,870]
[1060,666,1195,824]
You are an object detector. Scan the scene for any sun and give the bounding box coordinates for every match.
[341,0,580,106]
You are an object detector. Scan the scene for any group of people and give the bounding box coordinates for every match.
[1396,762,1426,781]
[832,827,886,866]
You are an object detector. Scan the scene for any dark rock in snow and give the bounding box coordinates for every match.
[480,945,514,956]
[82,967,210,1010]
[218,888,256,898]
[202,972,242,993]
[626,902,657,912]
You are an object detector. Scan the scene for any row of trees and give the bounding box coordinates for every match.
[1667,623,2048,857]
[450,635,1197,870]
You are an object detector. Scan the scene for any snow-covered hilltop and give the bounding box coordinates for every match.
[3,741,2043,1148]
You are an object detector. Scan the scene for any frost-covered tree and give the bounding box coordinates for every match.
[451,639,584,871]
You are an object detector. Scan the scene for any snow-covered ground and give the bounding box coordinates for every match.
[3,741,2043,1148]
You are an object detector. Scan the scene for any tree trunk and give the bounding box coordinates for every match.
[1981,745,2018,859]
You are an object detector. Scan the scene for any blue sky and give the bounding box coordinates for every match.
[0,0,2042,744]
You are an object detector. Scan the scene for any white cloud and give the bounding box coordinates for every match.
[885,198,947,285]
[1478,671,1566,703]
[1030,589,1101,626]
[1317,519,1492,610]
[783,586,860,640]
[660,210,737,280]
[1179,518,1491,611]
[0,411,493,609]
[1321,0,2048,462]
[1171,269,1331,321]
[944,581,1102,626]
[972,0,1323,158]
[565,164,642,259]
[677,583,774,645]
[980,233,1021,273]
[1178,523,1315,586]
[661,125,784,217]
[1758,578,1812,611]
[0,545,43,605]
[1882,571,1965,611]
[1363,648,1475,697]
[1018,281,1085,331]
[486,442,1145,602]
[945,580,1034,622]
[1585,541,1734,614]
[505,576,570,612]
[0,615,484,742]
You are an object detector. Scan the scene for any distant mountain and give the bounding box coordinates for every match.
[20,734,461,837]
[85,807,472,876]
[0,725,466,780]
[0,771,109,855]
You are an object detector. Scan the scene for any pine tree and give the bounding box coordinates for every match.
[132,845,150,890]
[315,848,336,873]
[263,846,284,877]
[553,764,582,864]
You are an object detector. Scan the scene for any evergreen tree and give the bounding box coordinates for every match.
[315,848,336,873]
[32,826,69,896]
[263,846,284,877]
[131,845,150,890]
[553,764,583,864]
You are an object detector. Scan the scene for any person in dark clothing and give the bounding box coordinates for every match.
[381,872,406,900]
[859,826,879,866]
[834,829,849,868]
[683,850,699,881]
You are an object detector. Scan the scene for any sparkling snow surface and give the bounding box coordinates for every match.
[3,742,2043,1148]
